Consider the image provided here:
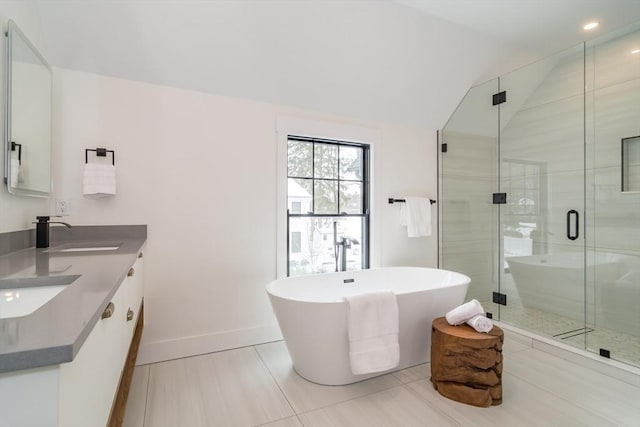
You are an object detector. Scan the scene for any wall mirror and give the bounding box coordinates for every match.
[4,19,52,197]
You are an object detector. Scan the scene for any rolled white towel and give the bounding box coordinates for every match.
[445,299,484,325]
[466,314,493,333]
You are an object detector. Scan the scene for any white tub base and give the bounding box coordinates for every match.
[267,267,470,385]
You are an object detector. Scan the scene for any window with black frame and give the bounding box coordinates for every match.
[287,136,369,276]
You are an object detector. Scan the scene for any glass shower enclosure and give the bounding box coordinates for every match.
[440,24,640,368]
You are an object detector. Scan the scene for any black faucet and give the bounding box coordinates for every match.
[336,237,360,272]
[35,216,72,248]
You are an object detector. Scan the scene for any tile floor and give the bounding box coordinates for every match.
[479,297,640,368]
[123,335,640,427]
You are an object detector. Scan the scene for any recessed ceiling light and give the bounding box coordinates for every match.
[632,49,640,54]
[583,22,599,31]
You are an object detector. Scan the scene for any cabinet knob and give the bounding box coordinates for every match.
[127,308,134,322]
[128,267,135,277]
[101,302,115,319]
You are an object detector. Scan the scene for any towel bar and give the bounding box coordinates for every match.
[388,198,436,205]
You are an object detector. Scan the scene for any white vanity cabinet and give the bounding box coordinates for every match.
[59,251,145,427]
[58,282,126,427]
[0,251,145,427]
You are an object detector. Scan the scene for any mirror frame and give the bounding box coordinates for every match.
[3,19,53,197]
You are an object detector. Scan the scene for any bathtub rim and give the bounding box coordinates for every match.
[266,266,471,304]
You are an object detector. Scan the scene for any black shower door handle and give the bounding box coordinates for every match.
[567,210,579,240]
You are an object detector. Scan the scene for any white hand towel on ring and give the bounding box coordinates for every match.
[9,158,21,186]
[83,163,116,198]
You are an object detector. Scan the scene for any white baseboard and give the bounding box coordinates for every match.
[496,321,640,388]
[136,323,283,365]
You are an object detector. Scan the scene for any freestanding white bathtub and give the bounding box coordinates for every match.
[266,267,470,385]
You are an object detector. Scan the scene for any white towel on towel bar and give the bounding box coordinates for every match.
[83,163,116,197]
[399,197,432,237]
[344,290,400,375]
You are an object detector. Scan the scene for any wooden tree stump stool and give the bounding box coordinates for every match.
[430,316,503,407]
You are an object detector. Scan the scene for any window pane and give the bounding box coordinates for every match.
[291,231,301,253]
[314,179,337,214]
[288,140,313,178]
[339,182,363,214]
[339,146,363,180]
[288,216,364,276]
[339,216,364,272]
[314,143,338,179]
[288,217,334,275]
[288,178,312,214]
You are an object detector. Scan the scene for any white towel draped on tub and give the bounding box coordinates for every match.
[399,197,432,237]
[83,163,116,197]
[344,290,399,375]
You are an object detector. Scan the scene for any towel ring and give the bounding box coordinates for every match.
[11,142,22,165]
[85,148,115,165]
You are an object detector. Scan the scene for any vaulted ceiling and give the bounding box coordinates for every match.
[396,0,640,54]
[30,0,640,128]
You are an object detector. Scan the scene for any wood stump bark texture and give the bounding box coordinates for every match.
[430,316,503,407]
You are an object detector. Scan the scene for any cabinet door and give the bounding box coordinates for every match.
[123,252,144,349]
[59,284,125,427]
[0,366,60,427]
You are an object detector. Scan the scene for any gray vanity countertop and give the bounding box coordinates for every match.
[0,225,147,373]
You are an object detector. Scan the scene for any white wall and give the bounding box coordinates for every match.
[0,1,50,232]
[52,69,437,363]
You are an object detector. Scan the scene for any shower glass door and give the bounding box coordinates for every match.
[440,79,500,316]
[585,25,640,366]
[440,23,640,369]
[497,43,587,347]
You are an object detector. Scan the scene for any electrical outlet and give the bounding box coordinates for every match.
[55,199,71,216]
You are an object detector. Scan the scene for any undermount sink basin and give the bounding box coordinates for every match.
[55,246,120,253]
[0,274,81,319]
[47,242,122,253]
